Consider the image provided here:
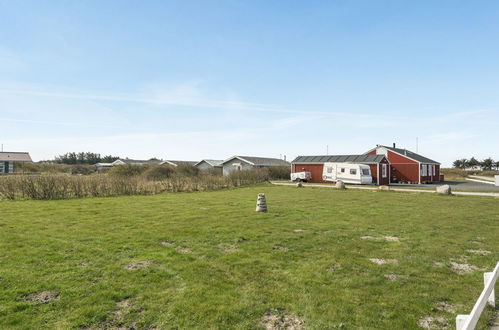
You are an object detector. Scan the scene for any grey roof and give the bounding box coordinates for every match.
[164,160,198,166]
[380,146,440,164]
[223,156,290,166]
[194,159,223,167]
[292,154,386,164]
[119,159,164,165]
[0,152,32,162]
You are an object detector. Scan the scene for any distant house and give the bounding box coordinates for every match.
[95,158,164,171]
[195,159,223,174]
[221,156,290,176]
[162,160,198,167]
[0,151,33,174]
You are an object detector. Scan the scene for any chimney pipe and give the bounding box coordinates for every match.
[393,143,396,148]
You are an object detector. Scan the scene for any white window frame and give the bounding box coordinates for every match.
[428,164,433,176]
[382,164,387,178]
[421,164,427,176]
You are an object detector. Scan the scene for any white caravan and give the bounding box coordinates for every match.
[322,162,372,184]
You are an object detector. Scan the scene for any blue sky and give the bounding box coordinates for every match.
[1,1,498,166]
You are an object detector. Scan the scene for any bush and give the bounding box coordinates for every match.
[108,164,147,177]
[266,166,291,180]
[142,165,175,181]
[0,171,268,200]
[175,164,200,177]
[69,164,94,175]
[479,170,499,177]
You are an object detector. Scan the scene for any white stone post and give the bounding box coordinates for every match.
[256,193,268,212]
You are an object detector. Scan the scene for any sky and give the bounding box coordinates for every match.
[1,1,498,166]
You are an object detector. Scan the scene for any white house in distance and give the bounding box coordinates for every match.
[195,159,223,174]
[0,151,33,174]
[95,158,165,171]
[221,156,290,176]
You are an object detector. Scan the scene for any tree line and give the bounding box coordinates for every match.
[54,152,120,165]
[452,157,499,170]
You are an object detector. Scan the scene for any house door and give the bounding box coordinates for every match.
[4,161,9,173]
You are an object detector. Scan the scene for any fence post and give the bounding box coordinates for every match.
[484,272,495,307]
[456,314,469,330]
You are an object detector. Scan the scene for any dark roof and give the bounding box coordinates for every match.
[164,160,198,166]
[380,146,440,164]
[194,159,223,167]
[0,152,32,162]
[292,154,386,164]
[223,156,290,166]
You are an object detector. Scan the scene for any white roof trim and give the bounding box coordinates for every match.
[161,160,178,167]
[221,156,255,166]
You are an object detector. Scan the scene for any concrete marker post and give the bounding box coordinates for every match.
[256,193,268,212]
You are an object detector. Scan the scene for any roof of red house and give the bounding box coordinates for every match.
[292,154,386,164]
[378,145,440,164]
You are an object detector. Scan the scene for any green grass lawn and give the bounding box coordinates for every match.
[0,184,498,329]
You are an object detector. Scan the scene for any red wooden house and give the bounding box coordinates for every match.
[364,144,441,184]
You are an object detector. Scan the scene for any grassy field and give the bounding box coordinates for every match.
[0,184,498,329]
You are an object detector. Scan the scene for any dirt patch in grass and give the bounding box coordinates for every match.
[125,261,151,270]
[418,316,449,329]
[272,245,289,252]
[327,264,341,272]
[466,249,491,255]
[261,310,304,330]
[220,244,238,254]
[450,262,478,274]
[293,229,305,233]
[161,240,175,247]
[23,291,59,304]
[176,247,192,254]
[384,274,409,281]
[369,258,397,265]
[79,262,90,267]
[361,236,400,242]
[435,301,455,313]
[113,298,132,321]
[432,262,444,268]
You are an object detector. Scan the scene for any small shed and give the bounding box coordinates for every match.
[195,159,223,174]
[221,156,290,176]
[0,152,33,174]
[291,154,390,185]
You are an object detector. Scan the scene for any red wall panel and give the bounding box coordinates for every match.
[292,164,325,183]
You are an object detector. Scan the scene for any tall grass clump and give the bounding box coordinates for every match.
[0,168,270,200]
